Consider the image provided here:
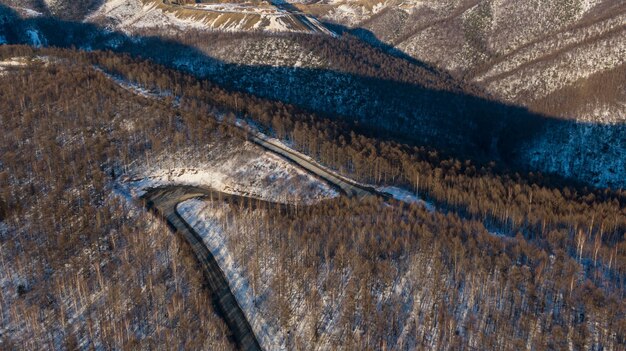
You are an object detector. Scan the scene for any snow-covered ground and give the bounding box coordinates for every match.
[12,7,44,18]
[86,0,317,34]
[0,56,52,76]
[377,186,434,211]
[86,0,215,33]
[192,3,285,15]
[174,189,462,350]
[97,65,338,204]
[123,139,338,205]
[0,57,29,68]
[99,65,440,205]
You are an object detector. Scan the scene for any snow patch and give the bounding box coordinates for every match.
[26,29,44,48]
[124,141,338,204]
[378,186,434,211]
[0,57,29,68]
[15,7,43,17]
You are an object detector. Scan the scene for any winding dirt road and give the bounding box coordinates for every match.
[119,55,391,347]
[140,134,387,350]
[143,186,264,351]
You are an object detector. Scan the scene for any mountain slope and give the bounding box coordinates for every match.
[6,0,624,115]
[1,2,624,188]
[335,0,626,120]
[1,46,623,350]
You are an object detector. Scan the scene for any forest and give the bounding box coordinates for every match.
[183,194,624,349]
[2,6,624,190]
[0,45,624,349]
[0,46,235,349]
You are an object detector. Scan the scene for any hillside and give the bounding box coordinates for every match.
[0,48,236,349]
[6,0,624,113]
[2,1,624,188]
[315,0,625,114]
[85,0,336,34]
[78,0,626,125]
[0,44,624,351]
[0,1,624,350]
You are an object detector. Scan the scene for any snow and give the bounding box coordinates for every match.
[98,66,340,203]
[26,29,43,48]
[174,190,438,350]
[266,15,291,32]
[304,14,338,37]
[484,32,626,101]
[193,3,285,15]
[579,0,602,13]
[378,186,434,211]
[0,57,29,68]
[96,68,339,204]
[86,0,200,33]
[372,2,385,13]
[123,140,338,205]
[172,185,439,349]
[43,0,58,8]
[579,99,626,125]
[86,0,327,34]
[15,7,43,18]
[324,4,368,26]
[0,56,52,75]
[178,199,287,351]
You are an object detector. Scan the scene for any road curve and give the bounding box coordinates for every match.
[135,86,391,351]
[98,65,384,198]
[143,186,264,351]
[140,140,386,351]
[248,133,388,199]
[104,60,397,348]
